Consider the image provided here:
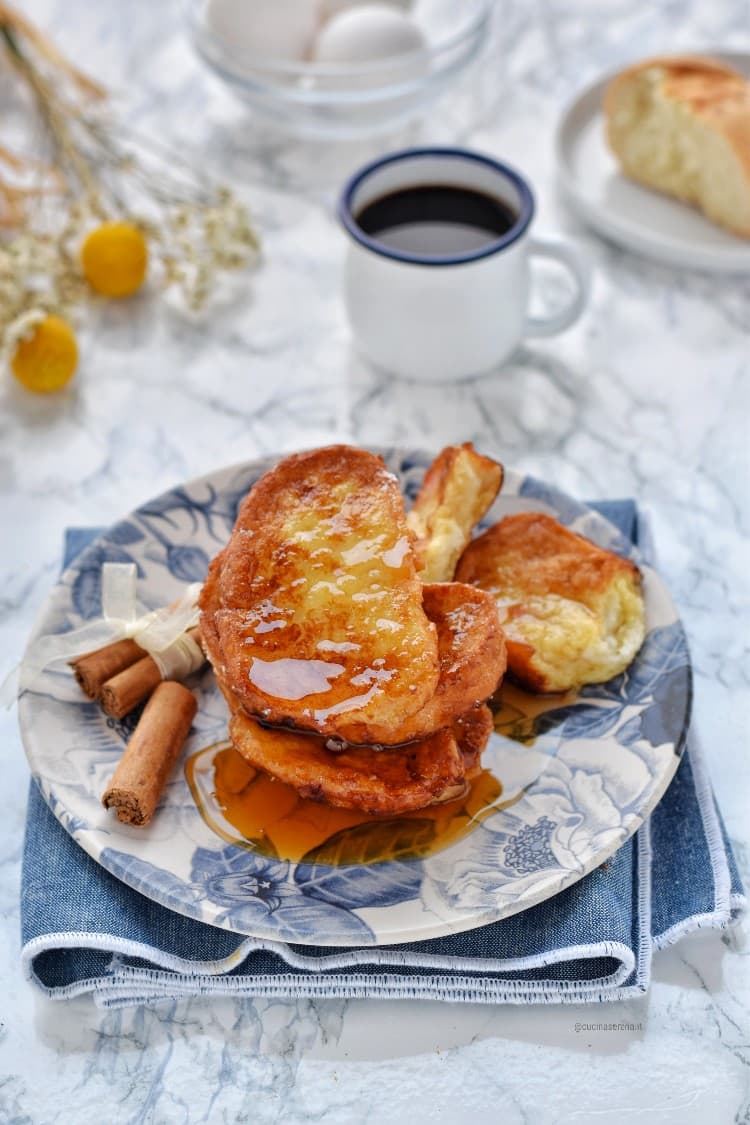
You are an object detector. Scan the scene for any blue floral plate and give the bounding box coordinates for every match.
[18,449,691,947]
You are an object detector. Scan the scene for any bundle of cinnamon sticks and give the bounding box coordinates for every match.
[70,628,202,718]
[70,629,204,827]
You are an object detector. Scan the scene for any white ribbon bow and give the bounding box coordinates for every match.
[7,563,204,704]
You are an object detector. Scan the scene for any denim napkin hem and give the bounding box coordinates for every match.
[21,934,643,1008]
[651,733,746,951]
[21,733,746,1008]
[19,507,747,1008]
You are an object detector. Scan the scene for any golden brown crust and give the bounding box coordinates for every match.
[605,54,745,84]
[369,582,505,745]
[604,55,750,132]
[197,555,223,681]
[453,703,494,780]
[209,579,505,746]
[456,513,645,693]
[199,445,439,743]
[407,443,503,583]
[228,700,494,816]
[604,55,750,236]
[229,711,468,815]
[457,512,640,601]
[203,532,506,745]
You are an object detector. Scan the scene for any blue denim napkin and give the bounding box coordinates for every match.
[20,507,746,1008]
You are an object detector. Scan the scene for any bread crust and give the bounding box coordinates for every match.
[407,443,503,583]
[229,709,492,816]
[369,582,506,745]
[604,54,750,236]
[454,703,493,781]
[199,445,440,743]
[456,513,645,693]
[213,658,494,814]
[205,568,505,746]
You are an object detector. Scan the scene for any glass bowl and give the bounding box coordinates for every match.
[185,0,493,139]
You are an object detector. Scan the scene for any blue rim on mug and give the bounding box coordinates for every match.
[339,147,536,267]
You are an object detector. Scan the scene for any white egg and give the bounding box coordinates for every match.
[206,0,320,61]
[321,0,412,20]
[313,4,426,65]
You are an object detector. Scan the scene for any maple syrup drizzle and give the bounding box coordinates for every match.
[185,686,576,866]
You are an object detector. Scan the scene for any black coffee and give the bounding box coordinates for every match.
[355,184,518,257]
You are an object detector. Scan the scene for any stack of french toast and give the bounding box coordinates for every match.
[199,444,645,816]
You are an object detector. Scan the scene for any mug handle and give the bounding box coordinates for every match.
[524,235,591,338]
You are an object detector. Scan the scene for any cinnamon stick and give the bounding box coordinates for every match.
[102,681,197,826]
[100,656,162,719]
[69,638,145,700]
[99,626,204,719]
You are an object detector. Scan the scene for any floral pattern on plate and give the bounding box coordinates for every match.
[18,450,691,946]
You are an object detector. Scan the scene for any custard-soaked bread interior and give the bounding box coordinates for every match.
[200,445,440,743]
[229,709,492,816]
[456,512,645,693]
[605,56,750,237]
[407,442,504,582]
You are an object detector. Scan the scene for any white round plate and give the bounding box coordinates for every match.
[18,450,691,947]
[555,51,750,273]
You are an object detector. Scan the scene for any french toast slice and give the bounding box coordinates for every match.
[199,446,440,744]
[229,703,494,815]
[372,582,505,745]
[456,512,646,693]
[204,568,505,746]
[408,443,504,582]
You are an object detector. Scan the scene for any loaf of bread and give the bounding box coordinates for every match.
[604,55,750,237]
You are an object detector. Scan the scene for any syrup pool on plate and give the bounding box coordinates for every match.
[185,688,576,865]
[492,682,578,744]
[186,742,502,865]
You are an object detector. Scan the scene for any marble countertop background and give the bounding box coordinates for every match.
[1,0,749,1121]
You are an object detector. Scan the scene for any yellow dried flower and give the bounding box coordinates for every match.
[81,221,148,298]
[10,314,78,393]
[0,6,260,366]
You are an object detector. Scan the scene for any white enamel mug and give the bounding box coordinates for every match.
[339,147,590,382]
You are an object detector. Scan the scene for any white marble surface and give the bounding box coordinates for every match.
[1,0,749,1121]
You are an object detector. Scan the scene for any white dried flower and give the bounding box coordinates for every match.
[0,10,262,354]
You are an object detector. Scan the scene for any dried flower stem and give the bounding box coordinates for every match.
[1,22,102,210]
[0,3,260,352]
[0,3,105,98]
